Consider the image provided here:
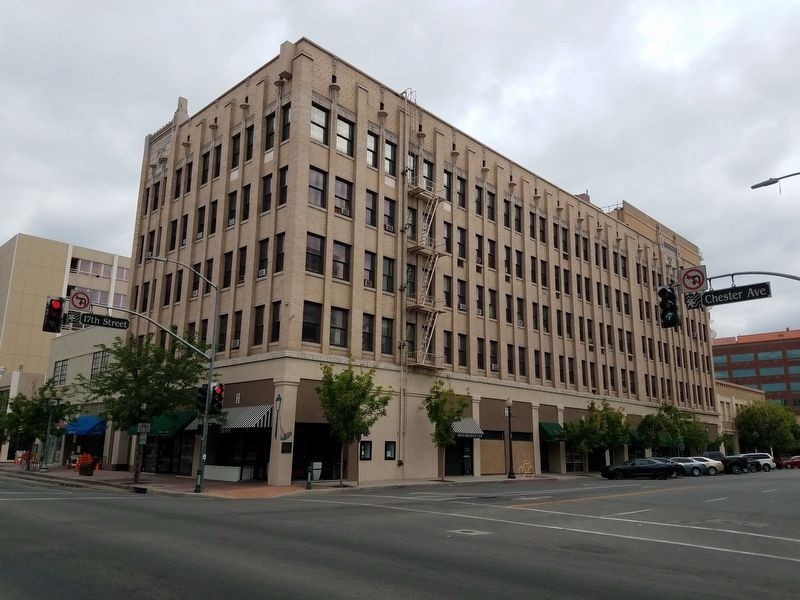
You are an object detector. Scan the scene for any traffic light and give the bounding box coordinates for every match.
[658,286,681,329]
[196,384,208,413]
[211,383,224,414]
[42,296,65,333]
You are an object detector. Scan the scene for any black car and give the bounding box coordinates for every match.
[718,455,751,474]
[726,455,762,473]
[602,458,678,480]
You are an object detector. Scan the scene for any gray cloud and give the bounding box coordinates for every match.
[2,0,798,337]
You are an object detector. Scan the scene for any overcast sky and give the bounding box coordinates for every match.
[2,0,799,338]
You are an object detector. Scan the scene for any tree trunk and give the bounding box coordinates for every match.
[441,447,445,481]
[339,443,345,488]
[133,442,142,484]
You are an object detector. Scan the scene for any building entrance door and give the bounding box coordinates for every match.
[445,438,474,476]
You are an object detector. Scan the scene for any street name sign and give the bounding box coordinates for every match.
[700,282,771,308]
[79,313,130,329]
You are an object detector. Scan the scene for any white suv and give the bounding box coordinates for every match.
[741,453,776,472]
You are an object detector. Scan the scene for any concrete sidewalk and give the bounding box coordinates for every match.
[0,462,596,499]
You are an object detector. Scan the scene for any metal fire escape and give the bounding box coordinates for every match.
[406,173,445,370]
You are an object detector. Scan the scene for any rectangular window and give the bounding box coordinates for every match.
[204,260,213,294]
[196,206,206,238]
[270,301,281,342]
[443,275,452,307]
[227,191,237,226]
[360,441,372,461]
[279,166,288,205]
[241,184,250,221]
[217,314,228,352]
[519,347,527,377]
[230,133,241,169]
[330,307,348,347]
[475,185,483,215]
[490,341,498,371]
[384,441,396,460]
[443,222,452,254]
[384,198,396,231]
[213,144,222,179]
[309,166,327,208]
[383,257,395,292]
[381,318,394,354]
[504,200,511,228]
[244,125,254,161]
[174,270,183,303]
[334,177,353,214]
[487,191,496,221]
[302,301,322,343]
[274,232,285,273]
[477,337,485,369]
[443,171,452,203]
[281,103,292,141]
[333,116,354,156]
[366,131,379,168]
[515,250,523,278]
[261,174,272,212]
[384,140,397,176]
[514,205,522,232]
[507,344,515,375]
[457,279,467,309]
[209,200,217,234]
[201,152,210,184]
[458,333,467,367]
[222,251,233,288]
[232,310,242,347]
[332,241,350,281]
[487,240,496,269]
[173,168,182,199]
[443,330,452,364]
[456,177,466,208]
[168,219,178,251]
[257,238,269,275]
[237,246,247,283]
[306,233,325,274]
[363,251,376,288]
[362,314,375,352]
[265,112,276,150]
[163,273,172,306]
[365,190,377,226]
[457,227,466,259]
[310,103,329,144]
[488,289,497,319]
[253,305,265,346]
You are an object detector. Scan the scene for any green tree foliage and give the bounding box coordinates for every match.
[637,403,712,455]
[317,362,392,487]
[421,380,468,481]
[682,416,710,455]
[77,334,207,483]
[709,432,735,453]
[735,400,798,453]
[3,379,77,452]
[564,401,629,467]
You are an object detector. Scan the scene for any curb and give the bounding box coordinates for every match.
[0,470,202,498]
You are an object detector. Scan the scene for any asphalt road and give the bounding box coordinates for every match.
[1,470,799,599]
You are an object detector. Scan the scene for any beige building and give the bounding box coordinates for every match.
[128,38,717,485]
[0,233,130,461]
[714,379,766,454]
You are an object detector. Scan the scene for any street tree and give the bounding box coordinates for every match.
[421,380,468,481]
[2,379,77,458]
[563,401,629,468]
[637,403,685,455]
[317,362,392,487]
[735,400,797,453]
[681,416,710,455]
[597,400,629,461]
[77,334,207,483]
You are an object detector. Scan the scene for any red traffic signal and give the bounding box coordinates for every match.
[211,383,224,414]
[42,296,66,333]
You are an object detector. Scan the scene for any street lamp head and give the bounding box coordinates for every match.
[751,178,779,189]
[506,398,513,409]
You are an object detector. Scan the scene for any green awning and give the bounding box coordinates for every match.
[539,421,566,442]
[128,411,196,436]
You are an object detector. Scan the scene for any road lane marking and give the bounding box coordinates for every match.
[704,497,727,503]
[297,498,800,564]
[455,502,800,545]
[519,496,552,501]
[761,489,777,494]
[0,495,146,502]
[510,486,693,508]
[606,509,651,517]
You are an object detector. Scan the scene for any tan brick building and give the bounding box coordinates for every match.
[0,233,130,461]
[128,38,717,485]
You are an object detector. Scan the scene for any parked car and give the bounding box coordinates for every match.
[650,457,681,478]
[717,455,751,474]
[780,456,800,469]
[602,458,678,480]
[725,455,761,473]
[741,453,776,472]
[670,457,709,477]
[690,456,723,475]
[703,451,726,462]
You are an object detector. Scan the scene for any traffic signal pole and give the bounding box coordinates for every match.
[195,285,218,494]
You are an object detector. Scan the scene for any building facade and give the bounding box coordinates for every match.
[713,328,800,414]
[128,38,717,485]
[713,379,766,454]
[0,233,131,461]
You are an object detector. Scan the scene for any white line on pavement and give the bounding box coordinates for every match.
[454,502,800,545]
[0,496,146,502]
[297,497,800,564]
[606,509,652,517]
[761,489,777,494]
[519,496,552,501]
[704,497,727,503]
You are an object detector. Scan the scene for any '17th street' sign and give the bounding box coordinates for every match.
[79,313,130,329]
[686,282,772,309]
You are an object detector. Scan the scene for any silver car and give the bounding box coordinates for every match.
[671,457,709,477]
[741,452,776,472]
[690,456,723,475]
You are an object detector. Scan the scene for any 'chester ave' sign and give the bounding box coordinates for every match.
[700,282,772,308]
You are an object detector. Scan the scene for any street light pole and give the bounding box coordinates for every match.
[505,398,516,479]
[148,256,218,494]
[751,171,800,189]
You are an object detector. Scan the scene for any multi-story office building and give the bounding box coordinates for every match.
[713,328,800,414]
[0,233,131,461]
[714,379,766,453]
[128,38,717,485]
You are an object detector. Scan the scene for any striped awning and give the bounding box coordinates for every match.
[187,404,272,432]
[452,417,484,439]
